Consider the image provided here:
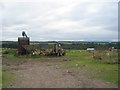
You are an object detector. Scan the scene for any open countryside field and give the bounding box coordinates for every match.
[2,48,119,88]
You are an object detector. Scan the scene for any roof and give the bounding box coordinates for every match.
[86,48,95,50]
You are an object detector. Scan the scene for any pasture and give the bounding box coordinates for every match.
[60,50,118,84]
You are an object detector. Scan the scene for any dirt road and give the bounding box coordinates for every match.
[3,59,117,88]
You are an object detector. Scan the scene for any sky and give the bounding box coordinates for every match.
[1,0,119,41]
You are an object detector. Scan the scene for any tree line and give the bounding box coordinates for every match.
[1,41,119,50]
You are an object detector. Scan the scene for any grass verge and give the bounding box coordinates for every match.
[2,69,15,88]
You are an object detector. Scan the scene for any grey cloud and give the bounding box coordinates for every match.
[2,1,118,41]
[66,2,117,30]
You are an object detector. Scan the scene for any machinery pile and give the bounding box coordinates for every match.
[17,31,65,56]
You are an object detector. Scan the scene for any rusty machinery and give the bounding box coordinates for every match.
[18,31,30,55]
[51,43,65,56]
[17,32,65,56]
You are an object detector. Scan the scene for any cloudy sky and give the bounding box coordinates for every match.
[1,0,119,41]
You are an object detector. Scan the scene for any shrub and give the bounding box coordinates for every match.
[2,48,16,54]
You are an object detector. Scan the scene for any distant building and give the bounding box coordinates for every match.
[86,48,95,51]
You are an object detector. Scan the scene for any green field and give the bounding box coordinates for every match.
[60,50,119,84]
[0,68,2,89]
[2,48,119,86]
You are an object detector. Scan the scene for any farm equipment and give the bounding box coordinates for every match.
[17,31,65,56]
[23,43,65,56]
[18,31,30,55]
[22,31,28,38]
[46,43,65,56]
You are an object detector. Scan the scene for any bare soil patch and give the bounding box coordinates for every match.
[2,58,117,88]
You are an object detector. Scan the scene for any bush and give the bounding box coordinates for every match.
[2,48,16,54]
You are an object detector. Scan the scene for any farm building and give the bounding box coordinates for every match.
[86,48,95,51]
